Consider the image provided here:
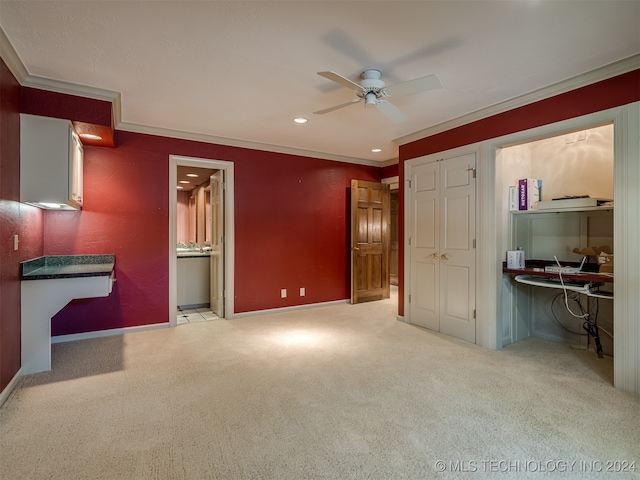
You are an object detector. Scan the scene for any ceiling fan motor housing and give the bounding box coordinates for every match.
[359,69,386,104]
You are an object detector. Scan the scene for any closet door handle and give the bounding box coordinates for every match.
[440,254,450,261]
[430,253,439,259]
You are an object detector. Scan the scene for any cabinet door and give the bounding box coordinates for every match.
[69,128,83,207]
[20,114,83,210]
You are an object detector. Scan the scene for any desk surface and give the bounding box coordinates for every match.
[513,275,613,299]
[502,260,613,284]
[21,255,115,280]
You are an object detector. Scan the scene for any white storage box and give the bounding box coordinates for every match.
[507,250,525,269]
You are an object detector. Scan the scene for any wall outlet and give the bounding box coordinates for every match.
[300,287,305,296]
[281,289,287,298]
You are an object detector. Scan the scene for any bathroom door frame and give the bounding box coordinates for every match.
[169,155,235,325]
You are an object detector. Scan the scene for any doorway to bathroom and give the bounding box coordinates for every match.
[169,155,235,326]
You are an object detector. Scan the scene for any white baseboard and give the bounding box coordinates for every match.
[0,368,23,408]
[397,315,407,323]
[51,323,169,344]
[233,299,349,318]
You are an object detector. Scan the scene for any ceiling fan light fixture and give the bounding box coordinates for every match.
[364,91,377,107]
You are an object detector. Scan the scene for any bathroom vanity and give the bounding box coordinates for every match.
[176,250,210,308]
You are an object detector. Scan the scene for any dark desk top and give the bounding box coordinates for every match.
[502,260,613,284]
[21,255,115,280]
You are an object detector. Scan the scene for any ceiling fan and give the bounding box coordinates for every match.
[314,69,442,124]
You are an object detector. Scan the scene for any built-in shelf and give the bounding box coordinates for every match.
[511,205,613,215]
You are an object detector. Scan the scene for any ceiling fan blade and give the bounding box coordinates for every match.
[313,97,362,115]
[384,74,442,96]
[317,71,364,92]
[374,100,408,125]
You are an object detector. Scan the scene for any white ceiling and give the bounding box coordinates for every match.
[1,1,638,164]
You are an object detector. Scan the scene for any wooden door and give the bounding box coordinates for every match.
[408,154,476,342]
[209,171,224,317]
[351,180,390,303]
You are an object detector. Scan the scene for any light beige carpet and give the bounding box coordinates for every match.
[1,292,638,479]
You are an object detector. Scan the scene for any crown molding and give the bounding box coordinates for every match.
[117,122,383,167]
[1,24,122,125]
[22,75,120,103]
[0,25,28,83]
[381,158,399,167]
[394,54,640,146]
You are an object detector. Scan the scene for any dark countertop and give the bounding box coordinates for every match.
[502,259,613,284]
[177,253,211,258]
[21,255,115,280]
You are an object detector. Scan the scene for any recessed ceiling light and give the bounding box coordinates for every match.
[293,117,308,124]
[176,186,184,189]
[79,133,103,141]
[186,173,199,177]
[179,180,190,184]
[371,148,382,153]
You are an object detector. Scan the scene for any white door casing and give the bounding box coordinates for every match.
[169,155,235,325]
[210,170,224,317]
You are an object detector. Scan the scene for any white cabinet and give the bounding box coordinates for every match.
[407,151,477,343]
[177,255,211,308]
[20,114,83,210]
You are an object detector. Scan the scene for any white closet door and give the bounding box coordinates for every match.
[439,153,476,343]
[409,153,476,343]
[410,161,440,330]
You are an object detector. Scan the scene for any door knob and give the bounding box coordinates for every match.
[440,254,449,260]
[430,253,439,259]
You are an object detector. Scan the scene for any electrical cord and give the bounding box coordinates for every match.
[557,268,590,319]
[587,293,614,338]
[550,293,587,335]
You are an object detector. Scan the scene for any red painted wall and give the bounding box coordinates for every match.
[0,59,44,392]
[234,151,379,312]
[40,127,380,335]
[20,87,112,127]
[396,70,640,317]
[381,163,398,179]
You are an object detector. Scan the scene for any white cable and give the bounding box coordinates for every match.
[558,268,590,319]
